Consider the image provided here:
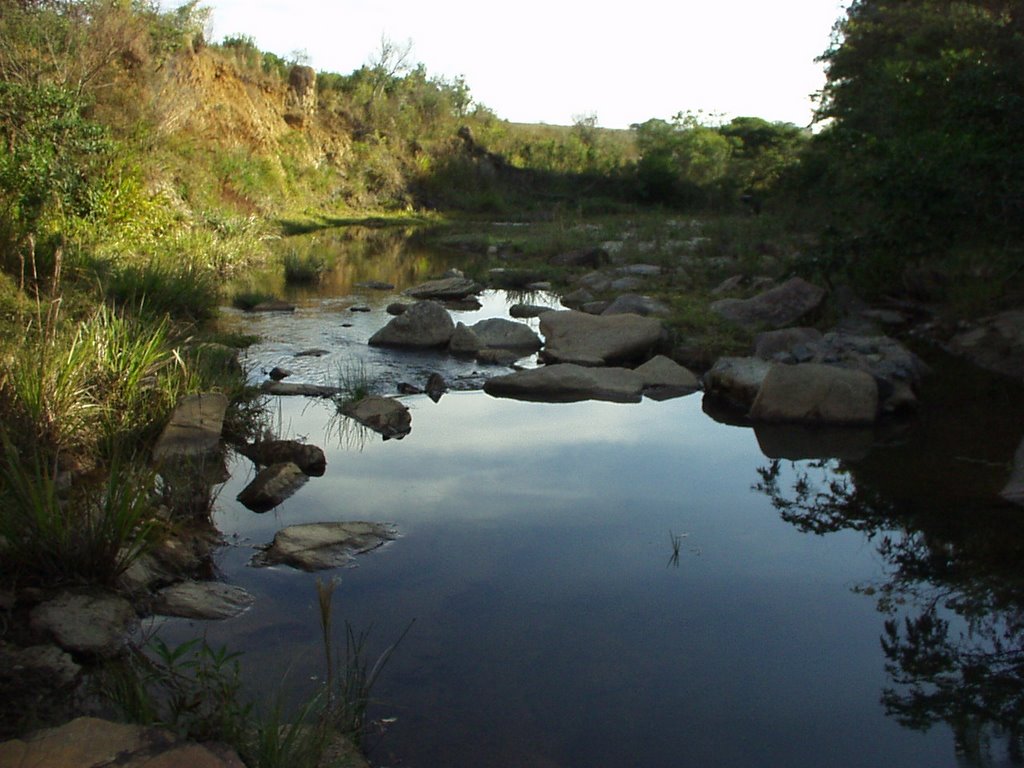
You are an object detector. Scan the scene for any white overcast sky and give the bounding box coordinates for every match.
[206,1,848,129]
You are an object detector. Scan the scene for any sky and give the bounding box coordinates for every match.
[206,0,849,129]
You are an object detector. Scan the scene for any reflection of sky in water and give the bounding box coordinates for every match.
[153,391,957,768]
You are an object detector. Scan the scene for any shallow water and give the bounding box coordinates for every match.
[157,231,1024,767]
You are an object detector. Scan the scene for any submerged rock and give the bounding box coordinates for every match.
[30,592,137,657]
[404,276,482,300]
[749,363,878,425]
[152,581,255,620]
[710,277,826,330]
[539,310,664,366]
[368,300,455,348]
[484,364,644,403]
[236,462,308,512]
[252,521,396,571]
[341,395,412,439]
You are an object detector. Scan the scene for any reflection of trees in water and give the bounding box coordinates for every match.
[755,458,1024,765]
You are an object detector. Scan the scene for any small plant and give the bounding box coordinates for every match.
[282,248,328,285]
[334,359,374,406]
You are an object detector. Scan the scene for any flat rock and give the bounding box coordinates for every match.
[235,439,326,476]
[559,288,594,309]
[152,393,229,463]
[539,310,664,366]
[252,521,395,571]
[484,363,644,403]
[236,462,307,512]
[753,327,824,361]
[509,303,553,319]
[710,277,826,330]
[602,294,671,317]
[152,581,255,620]
[368,300,455,348]
[948,309,1024,380]
[341,395,412,439]
[469,318,542,351]
[404,276,482,300]
[0,717,245,768]
[750,363,878,424]
[259,381,342,397]
[635,355,701,392]
[703,357,775,411]
[30,592,137,657]
[1002,437,1024,506]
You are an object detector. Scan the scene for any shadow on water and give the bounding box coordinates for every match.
[752,350,1024,766]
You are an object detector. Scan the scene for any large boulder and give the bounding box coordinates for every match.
[252,521,395,571]
[947,309,1024,380]
[539,310,664,366]
[236,462,307,512]
[368,300,454,348]
[469,317,543,351]
[703,357,774,412]
[634,355,701,397]
[404,276,482,300]
[30,592,137,657]
[749,363,878,424]
[484,364,644,403]
[753,327,824,362]
[341,395,412,439]
[710,277,826,330]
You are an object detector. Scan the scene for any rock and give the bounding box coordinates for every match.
[617,264,662,277]
[425,373,447,402]
[268,366,292,381]
[397,382,423,395]
[526,281,552,291]
[252,521,395,571]
[236,462,308,512]
[152,582,255,620]
[635,355,701,394]
[0,717,246,768]
[703,357,775,411]
[235,439,326,476]
[509,303,553,319]
[443,297,483,311]
[610,276,645,292]
[349,305,371,313]
[559,288,594,309]
[470,318,543,351]
[368,300,455,348]
[341,395,412,439]
[484,364,644,403]
[295,348,329,357]
[550,247,609,269]
[753,327,824,361]
[356,280,395,290]
[476,349,523,366]
[1002,438,1024,506]
[602,294,671,317]
[30,592,137,657]
[578,271,612,292]
[386,302,409,315]
[948,310,1024,380]
[581,301,612,315]
[749,363,878,424]
[710,277,826,330]
[260,381,342,397]
[0,643,81,689]
[152,393,229,463]
[539,310,665,366]
[404,276,482,300]
[711,275,745,295]
[249,300,295,313]
[449,322,482,355]
[754,423,875,461]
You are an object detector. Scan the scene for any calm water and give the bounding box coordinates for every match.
[156,230,1024,767]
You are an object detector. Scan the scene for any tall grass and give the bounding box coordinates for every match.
[104,259,220,322]
[282,248,328,285]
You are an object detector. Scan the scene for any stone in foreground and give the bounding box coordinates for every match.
[749,363,878,424]
[29,592,137,657]
[152,581,255,620]
[236,439,326,476]
[539,310,664,366]
[703,357,775,412]
[635,355,701,393]
[252,521,396,571]
[152,393,228,463]
[484,364,644,403]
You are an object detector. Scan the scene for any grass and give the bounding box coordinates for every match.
[333,359,375,406]
[101,259,220,322]
[282,248,328,285]
[232,290,277,310]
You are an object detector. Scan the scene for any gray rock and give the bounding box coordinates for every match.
[617,264,662,277]
[449,322,482,355]
[260,381,342,397]
[152,393,229,463]
[236,462,308,512]
[236,439,326,475]
[425,373,447,402]
[470,318,542,351]
[268,366,292,381]
[295,348,330,357]
[368,300,455,348]
[386,302,409,315]
[754,327,824,361]
[404,276,482,300]
[581,301,612,315]
[509,303,553,319]
[252,521,396,571]
[602,294,671,317]
[635,356,701,392]
[948,310,1024,380]
[30,592,137,657]
[610,277,645,292]
[578,271,612,292]
[341,395,412,439]
[152,582,255,620]
[476,349,524,366]
[539,310,664,366]
[484,364,644,403]
[1002,438,1024,507]
[0,643,81,688]
[710,277,826,330]
[559,288,594,309]
[750,363,878,424]
[703,357,775,411]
